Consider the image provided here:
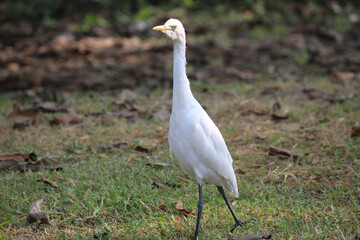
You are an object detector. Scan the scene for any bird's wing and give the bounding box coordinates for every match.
[190,105,234,179]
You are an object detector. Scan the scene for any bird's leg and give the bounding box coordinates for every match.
[194,184,203,240]
[217,186,255,232]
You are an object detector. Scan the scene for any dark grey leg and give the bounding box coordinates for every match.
[194,184,203,239]
[217,186,255,232]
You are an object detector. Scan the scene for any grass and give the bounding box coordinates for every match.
[0,76,359,239]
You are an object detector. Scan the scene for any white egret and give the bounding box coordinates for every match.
[153,19,253,239]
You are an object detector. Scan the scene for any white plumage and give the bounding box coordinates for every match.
[153,18,252,239]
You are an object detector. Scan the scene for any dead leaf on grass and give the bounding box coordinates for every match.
[4,109,40,128]
[328,72,360,84]
[349,122,360,138]
[50,114,80,126]
[37,178,59,188]
[6,155,63,172]
[0,153,37,170]
[18,159,63,172]
[134,145,153,155]
[26,199,49,224]
[268,145,300,160]
[175,199,192,217]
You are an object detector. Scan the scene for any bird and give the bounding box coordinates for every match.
[153,19,254,239]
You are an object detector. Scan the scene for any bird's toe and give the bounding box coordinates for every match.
[230,218,256,232]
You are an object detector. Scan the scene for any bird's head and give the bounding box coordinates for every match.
[153,18,185,43]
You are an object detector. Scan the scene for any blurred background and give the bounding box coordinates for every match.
[1,0,360,92]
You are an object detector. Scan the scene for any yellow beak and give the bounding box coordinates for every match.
[153,25,172,31]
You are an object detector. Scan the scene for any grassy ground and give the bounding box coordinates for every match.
[0,75,359,239]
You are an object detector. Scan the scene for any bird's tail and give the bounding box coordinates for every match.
[224,171,238,197]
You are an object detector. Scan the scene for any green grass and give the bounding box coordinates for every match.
[0,77,359,239]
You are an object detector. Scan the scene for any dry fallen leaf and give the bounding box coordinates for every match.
[4,109,40,128]
[328,72,359,85]
[50,114,80,126]
[37,178,59,188]
[175,199,192,217]
[26,199,49,224]
[134,145,153,155]
[0,154,63,172]
[0,153,37,170]
[268,145,300,160]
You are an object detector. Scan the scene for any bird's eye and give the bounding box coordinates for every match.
[172,25,177,30]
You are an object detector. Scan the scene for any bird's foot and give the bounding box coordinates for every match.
[230,218,256,232]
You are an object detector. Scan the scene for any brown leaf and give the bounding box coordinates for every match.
[17,157,63,172]
[268,145,300,160]
[50,114,80,126]
[134,145,152,155]
[91,141,127,152]
[0,153,37,170]
[37,178,59,188]
[26,199,49,224]
[152,182,166,189]
[0,153,37,162]
[0,158,18,170]
[5,109,40,127]
[328,72,359,85]
[350,122,360,138]
[175,199,192,217]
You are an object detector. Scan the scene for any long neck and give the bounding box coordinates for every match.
[172,41,192,109]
